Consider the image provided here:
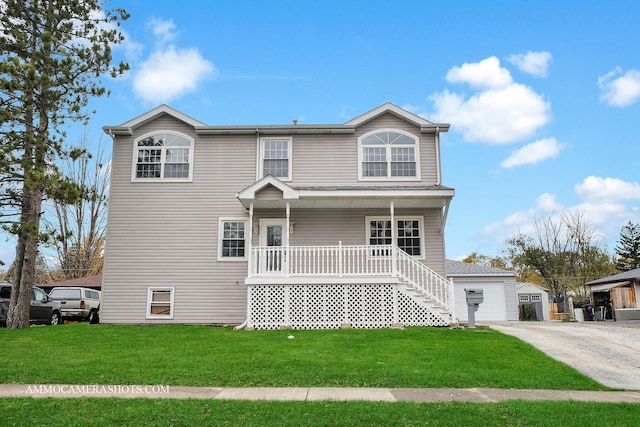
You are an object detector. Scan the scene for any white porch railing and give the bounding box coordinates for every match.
[249,243,454,313]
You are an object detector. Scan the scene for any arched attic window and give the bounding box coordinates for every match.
[133,132,194,181]
[358,130,420,180]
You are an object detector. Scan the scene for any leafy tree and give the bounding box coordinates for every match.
[614,221,640,271]
[462,251,547,286]
[0,0,128,328]
[504,212,615,298]
[44,134,109,279]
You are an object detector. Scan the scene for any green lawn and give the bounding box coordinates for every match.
[0,323,604,390]
[4,324,638,427]
[1,398,640,427]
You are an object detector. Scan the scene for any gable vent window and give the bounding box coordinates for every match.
[359,130,420,181]
[133,132,194,181]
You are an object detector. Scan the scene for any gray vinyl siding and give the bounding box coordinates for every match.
[290,112,438,186]
[102,114,256,324]
[102,111,448,324]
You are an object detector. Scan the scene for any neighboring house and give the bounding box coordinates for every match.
[39,274,103,294]
[585,269,640,321]
[516,282,550,321]
[101,102,456,329]
[446,260,518,322]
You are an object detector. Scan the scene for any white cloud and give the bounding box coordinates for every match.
[598,67,640,107]
[148,17,176,46]
[506,51,552,77]
[132,17,216,104]
[445,56,513,89]
[431,83,551,144]
[500,138,563,168]
[133,46,216,104]
[574,176,640,202]
[536,193,563,212]
[477,177,640,256]
[480,193,564,239]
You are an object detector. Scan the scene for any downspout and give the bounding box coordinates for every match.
[234,319,248,331]
[237,201,254,331]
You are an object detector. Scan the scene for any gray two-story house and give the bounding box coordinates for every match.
[102,102,455,329]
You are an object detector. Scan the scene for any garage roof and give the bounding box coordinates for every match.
[446,259,516,277]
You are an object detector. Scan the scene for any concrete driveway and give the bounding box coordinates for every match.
[489,321,640,390]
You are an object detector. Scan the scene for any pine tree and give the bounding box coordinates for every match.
[0,0,129,328]
[615,221,640,271]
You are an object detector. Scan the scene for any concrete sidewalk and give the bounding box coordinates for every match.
[2,384,640,403]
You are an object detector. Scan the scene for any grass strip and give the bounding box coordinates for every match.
[1,398,639,427]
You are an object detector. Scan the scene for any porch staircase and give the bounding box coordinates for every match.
[393,246,453,327]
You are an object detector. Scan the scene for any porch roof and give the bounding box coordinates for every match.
[236,176,455,210]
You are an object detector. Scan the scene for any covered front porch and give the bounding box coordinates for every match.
[235,176,456,329]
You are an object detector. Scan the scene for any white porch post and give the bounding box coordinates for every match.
[248,202,254,278]
[390,200,396,276]
[286,201,290,276]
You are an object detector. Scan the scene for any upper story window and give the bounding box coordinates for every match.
[358,130,420,181]
[133,132,194,181]
[259,138,292,181]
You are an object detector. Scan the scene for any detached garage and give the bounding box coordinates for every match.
[446,260,518,322]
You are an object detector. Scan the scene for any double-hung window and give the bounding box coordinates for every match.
[366,216,424,258]
[260,138,292,180]
[133,132,194,181]
[218,218,248,261]
[359,130,419,180]
[146,287,174,319]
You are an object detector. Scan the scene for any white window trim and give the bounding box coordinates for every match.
[132,131,195,182]
[358,129,421,182]
[146,287,175,319]
[258,137,293,182]
[217,217,249,262]
[365,216,425,260]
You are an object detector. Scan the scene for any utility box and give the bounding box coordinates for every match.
[465,288,484,328]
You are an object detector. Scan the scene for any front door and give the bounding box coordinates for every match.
[260,219,286,274]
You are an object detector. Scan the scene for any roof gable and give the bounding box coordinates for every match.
[236,176,299,203]
[104,105,205,135]
[345,102,449,131]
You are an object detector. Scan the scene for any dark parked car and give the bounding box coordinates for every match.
[0,282,62,327]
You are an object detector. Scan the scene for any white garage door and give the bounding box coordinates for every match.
[455,282,507,322]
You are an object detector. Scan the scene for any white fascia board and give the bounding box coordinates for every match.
[296,188,455,199]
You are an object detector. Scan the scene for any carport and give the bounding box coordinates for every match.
[585,269,640,321]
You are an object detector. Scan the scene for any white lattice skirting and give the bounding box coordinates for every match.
[246,283,451,330]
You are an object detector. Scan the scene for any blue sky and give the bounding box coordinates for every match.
[2,0,640,268]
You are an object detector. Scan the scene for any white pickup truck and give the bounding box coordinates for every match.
[49,287,101,323]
